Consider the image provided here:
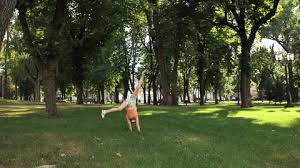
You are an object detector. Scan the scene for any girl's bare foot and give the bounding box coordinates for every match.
[101,110,105,119]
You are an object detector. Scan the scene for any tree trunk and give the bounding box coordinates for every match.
[214,87,218,105]
[164,44,180,106]
[153,79,158,105]
[76,81,83,104]
[170,81,179,104]
[100,86,105,104]
[187,79,191,103]
[114,84,119,103]
[169,16,182,106]
[147,82,151,104]
[3,59,8,99]
[2,30,10,99]
[156,48,172,105]
[123,70,130,100]
[240,44,251,108]
[0,75,2,97]
[42,63,58,118]
[295,86,299,101]
[200,79,205,105]
[197,86,201,101]
[97,89,101,104]
[123,85,129,100]
[183,75,191,103]
[291,88,298,102]
[288,62,296,102]
[152,3,174,106]
[61,89,65,99]
[1,74,3,98]
[260,88,264,102]
[183,75,187,103]
[130,45,136,92]
[196,35,206,106]
[236,71,240,105]
[34,77,40,102]
[237,85,240,105]
[192,89,196,103]
[15,80,18,100]
[0,0,17,51]
[143,82,147,104]
[159,85,162,101]
[84,85,88,99]
[285,64,292,107]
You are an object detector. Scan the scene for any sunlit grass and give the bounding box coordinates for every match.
[186,103,300,127]
[1,100,300,167]
[0,111,35,118]
[139,111,168,116]
[228,107,300,127]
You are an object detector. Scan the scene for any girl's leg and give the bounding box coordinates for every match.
[101,101,128,118]
[135,116,141,132]
[126,116,132,131]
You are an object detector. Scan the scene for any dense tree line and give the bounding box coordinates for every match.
[1,0,300,118]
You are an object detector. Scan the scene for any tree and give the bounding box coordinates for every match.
[188,0,216,105]
[179,40,197,103]
[273,76,285,103]
[260,0,300,102]
[3,15,42,101]
[212,0,280,107]
[205,28,233,104]
[140,1,159,105]
[16,0,68,118]
[142,0,192,105]
[251,46,277,102]
[11,56,35,100]
[62,0,133,104]
[87,40,116,104]
[195,30,210,105]
[56,56,72,101]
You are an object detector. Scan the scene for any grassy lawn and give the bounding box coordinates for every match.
[1,100,300,168]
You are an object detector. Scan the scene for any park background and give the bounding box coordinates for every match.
[1,0,300,167]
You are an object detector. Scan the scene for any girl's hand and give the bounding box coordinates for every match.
[142,69,149,75]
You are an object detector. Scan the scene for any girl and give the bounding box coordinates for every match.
[101,70,148,132]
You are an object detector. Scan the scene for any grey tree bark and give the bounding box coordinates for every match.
[0,0,17,51]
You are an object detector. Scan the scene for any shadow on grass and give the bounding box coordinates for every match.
[0,102,296,121]
[1,103,300,167]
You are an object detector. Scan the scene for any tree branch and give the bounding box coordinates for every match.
[137,31,151,53]
[269,37,289,52]
[212,19,239,32]
[212,4,239,32]
[17,4,43,67]
[50,0,68,33]
[225,2,239,22]
[248,0,280,45]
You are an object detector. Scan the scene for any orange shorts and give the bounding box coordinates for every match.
[127,107,138,120]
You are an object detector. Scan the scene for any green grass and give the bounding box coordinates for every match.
[1,100,300,168]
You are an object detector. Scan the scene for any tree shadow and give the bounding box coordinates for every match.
[1,104,300,167]
[139,111,300,166]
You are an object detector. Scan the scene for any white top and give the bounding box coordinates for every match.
[126,95,137,106]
